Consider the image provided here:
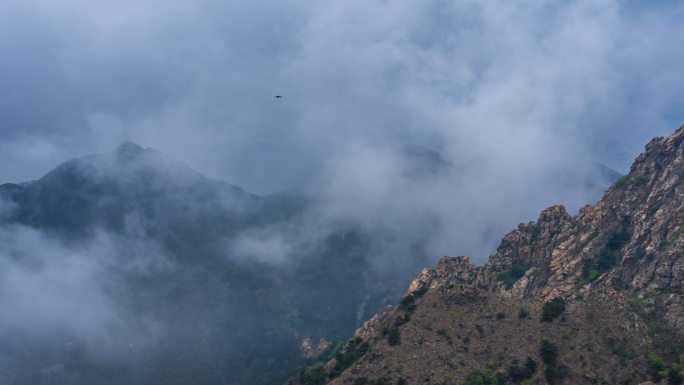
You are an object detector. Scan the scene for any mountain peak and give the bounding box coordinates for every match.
[290,125,684,385]
[114,141,146,161]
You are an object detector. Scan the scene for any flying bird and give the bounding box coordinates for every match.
[274,95,283,99]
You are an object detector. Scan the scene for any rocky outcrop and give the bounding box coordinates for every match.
[290,125,684,385]
[399,126,684,336]
[405,256,475,296]
[354,306,395,340]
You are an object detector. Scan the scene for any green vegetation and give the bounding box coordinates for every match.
[530,223,542,242]
[544,364,569,384]
[298,364,326,385]
[634,246,646,260]
[647,353,684,383]
[615,173,649,187]
[508,357,537,382]
[672,225,684,242]
[329,337,370,378]
[615,175,630,187]
[675,134,684,147]
[578,230,630,285]
[649,353,668,381]
[382,327,400,346]
[670,354,684,385]
[540,340,558,365]
[400,295,417,312]
[496,264,529,288]
[518,308,529,319]
[436,328,453,343]
[539,340,567,384]
[606,230,631,251]
[611,277,626,291]
[608,338,635,359]
[633,172,649,185]
[541,298,566,322]
[463,369,501,385]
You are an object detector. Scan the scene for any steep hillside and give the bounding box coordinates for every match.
[292,126,684,385]
[0,143,389,385]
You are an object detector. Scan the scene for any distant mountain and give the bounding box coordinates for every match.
[0,142,388,385]
[291,126,684,385]
[0,140,623,385]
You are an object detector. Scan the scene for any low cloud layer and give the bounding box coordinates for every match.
[2,1,683,265]
[1,0,683,188]
[0,225,165,355]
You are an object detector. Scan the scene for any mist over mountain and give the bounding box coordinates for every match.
[0,141,618,385]
[290,126,684,385]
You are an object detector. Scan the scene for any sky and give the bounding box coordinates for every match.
[1,0,683,193]
[1,0,684,262]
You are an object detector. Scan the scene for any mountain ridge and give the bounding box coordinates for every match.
[292,125,684,385]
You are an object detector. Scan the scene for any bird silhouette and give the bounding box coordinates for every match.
[274,95,283,99]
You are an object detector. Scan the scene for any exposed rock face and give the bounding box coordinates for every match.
[301,338,333,359]
[354,306,395,340]
[289,126,684,385]
[412,126,684,334]
[406,256,475,296]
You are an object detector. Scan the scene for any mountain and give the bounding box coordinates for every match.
[291,126,684,385]
[0,141,621,385]
[0,143,390,385]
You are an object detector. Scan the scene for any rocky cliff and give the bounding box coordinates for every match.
[290,126,684,385]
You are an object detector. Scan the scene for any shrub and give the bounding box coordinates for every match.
[508,357,537,382]
[400,295,416,311]
[578,230,629,284]
[669,370,683,385]
[607,230,630,251]
[649,353,668,381]
[496,312,506,320]
[544,364,568,384]
[497,264,529,288]
[669,354,684,385]
[540,340,558,366]
[382,327,400,346]
[437,328,453,342]
[518,308,529,319]
[675,134,684,147]
[609,343,635,359]
[464,369,500,385]
[299,364,326,385]
[633,173,649,185]
[587,267,601,282]
[615,175,629,187]
[333,338,370,375]
[541,298,566,322]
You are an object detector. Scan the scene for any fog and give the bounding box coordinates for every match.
[0,1,683,383]
[0,225,165,357]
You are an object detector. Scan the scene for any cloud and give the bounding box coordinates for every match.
[0,225,165,357]
[230,231,293,264]
[0,0,683,263]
